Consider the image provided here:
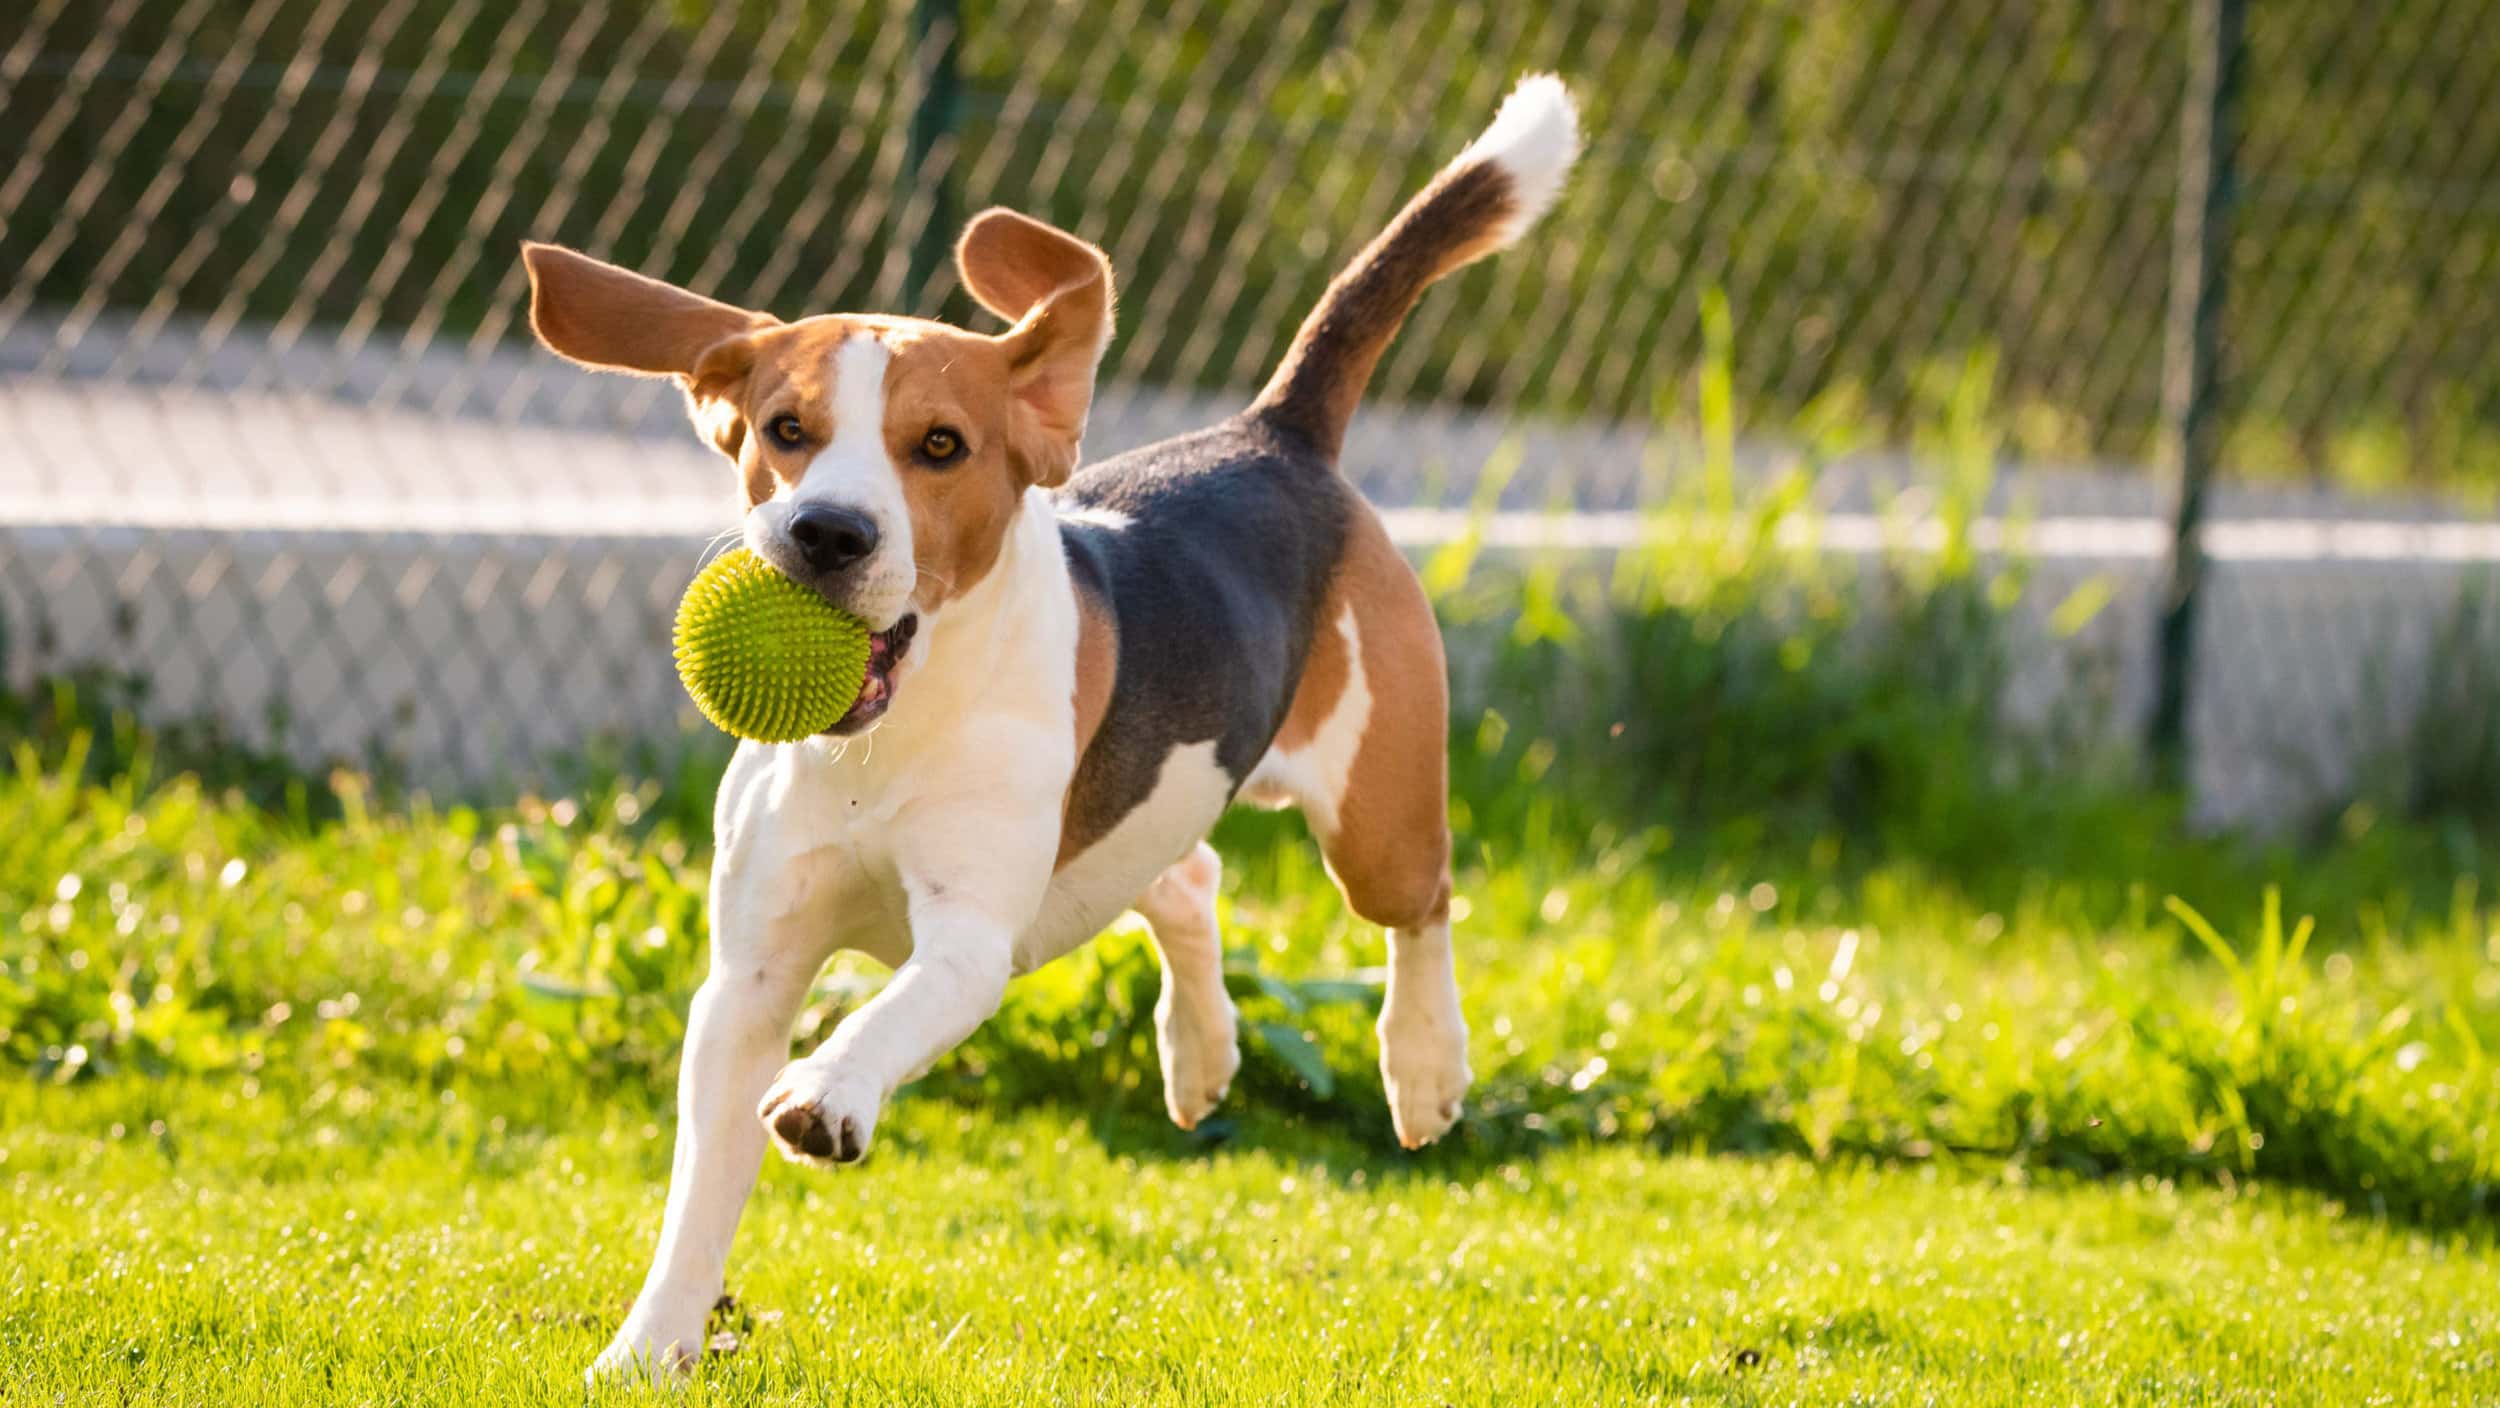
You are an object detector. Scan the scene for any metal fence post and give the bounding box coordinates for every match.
[2149,0,2246,789]
[905,0,964,313]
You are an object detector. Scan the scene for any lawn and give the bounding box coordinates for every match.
[9,1080,2499,1406]
[6,474,2500,1401]
[4,734,2498,1403]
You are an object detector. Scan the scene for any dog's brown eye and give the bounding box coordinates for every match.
[766,414,807,449]
[919,427,963,463]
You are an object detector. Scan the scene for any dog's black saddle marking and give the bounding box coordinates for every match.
[1053,415,1350,855]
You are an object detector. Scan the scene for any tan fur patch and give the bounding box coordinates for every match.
[879,327,1022,606]
[1271,590,1349,755]
[522,241,766,377]
[1306,506,1452,930]
[1055,583,1122,869]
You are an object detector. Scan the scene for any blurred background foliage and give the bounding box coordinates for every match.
[8,0,2499,490]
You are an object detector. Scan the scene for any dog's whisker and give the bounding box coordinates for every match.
[696,525,745,569]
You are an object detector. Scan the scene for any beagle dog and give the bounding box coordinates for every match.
[525,75,1579,1379]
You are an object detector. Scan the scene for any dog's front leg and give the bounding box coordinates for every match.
[590,762,840,1382]
[756,880,1017,1166]
[590,967,816,1380]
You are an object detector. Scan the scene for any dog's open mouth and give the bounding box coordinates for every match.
[827,614,917,735]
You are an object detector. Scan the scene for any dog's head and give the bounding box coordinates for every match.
[522,211,1113,732]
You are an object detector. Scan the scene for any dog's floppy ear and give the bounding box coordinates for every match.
[522,242,775,461]
[522,242,771,375]
[955,210,1114,489]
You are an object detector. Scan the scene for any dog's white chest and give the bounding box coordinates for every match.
[710,738,920,966]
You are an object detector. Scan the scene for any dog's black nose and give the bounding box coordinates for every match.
[787,505,879,575]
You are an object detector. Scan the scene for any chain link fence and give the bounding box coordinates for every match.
[3,0,2498,822]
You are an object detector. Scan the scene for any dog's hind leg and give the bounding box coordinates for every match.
[1369,912,1469,1150]
[1134,842,1241,1130]
[1258,509,1470,1149]
[1323,660,1469,1152]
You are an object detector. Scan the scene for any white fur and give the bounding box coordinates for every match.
[1057,503,1134,532]
[1378,920,1471,1149]
[591,489,1077,1380]
[1452,73,1582,244]
[1242,605,1371,834]
[1134,843,1240,1130]
[588,743,847,1378]
[1016,739,1235,974]
[741,335,917,628]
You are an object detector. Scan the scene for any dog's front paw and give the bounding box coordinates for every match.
[1379,1001,1471,1149]
[586,1321,699,1386]
[757,1062,881,1165]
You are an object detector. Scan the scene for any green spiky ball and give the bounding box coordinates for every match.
[673,549,872,743]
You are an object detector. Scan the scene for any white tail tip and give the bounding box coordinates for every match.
[1452,73,1582,243]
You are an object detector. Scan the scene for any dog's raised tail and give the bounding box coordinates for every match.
[1247,74,1580,460]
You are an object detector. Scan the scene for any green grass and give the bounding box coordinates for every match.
[4,739,2499,1401]
[8,1080,2498,1406]
[8,742,2496,1219]
[8,428,2500,1399]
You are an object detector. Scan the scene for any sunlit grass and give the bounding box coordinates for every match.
[7,1080,2498,1405]
[5,741,2496,1223]
[8,406,2500,1398]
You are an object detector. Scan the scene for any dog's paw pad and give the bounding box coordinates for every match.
[757,1066,877,1166]
[770,1103,848,1161]
[765,1101,865,1164]
[1386,1085,1467,1149]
